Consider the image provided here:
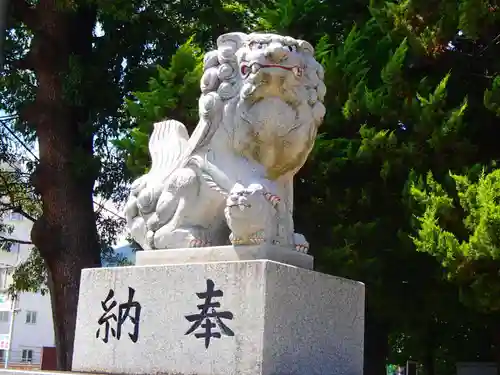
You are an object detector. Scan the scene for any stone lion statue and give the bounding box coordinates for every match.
[224,183,279,246]
[124,32,326,252]
[224,183,309,253]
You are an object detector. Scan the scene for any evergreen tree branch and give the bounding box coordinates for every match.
[0,170,39,223]
[0,235,32,245]
[12,208,36,223]
[11,48,36,71]
[0,205,37,222]
[10,0,38,30]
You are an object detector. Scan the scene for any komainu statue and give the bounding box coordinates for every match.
[124,32,326,253]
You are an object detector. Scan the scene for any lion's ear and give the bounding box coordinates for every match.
[217,32,248,52]
[298,40,315,56]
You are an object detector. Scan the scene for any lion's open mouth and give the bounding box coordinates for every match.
[240,62,303,78]
[227,204,252,210]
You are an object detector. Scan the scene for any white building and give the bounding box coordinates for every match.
[0,211,55,366]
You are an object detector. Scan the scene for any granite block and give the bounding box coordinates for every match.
[0,372,72,375]
[135,245,313,269]
[0,372,103,375]
[72,260,364,375]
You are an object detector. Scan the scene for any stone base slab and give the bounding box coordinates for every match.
[72,260,365,375]
[0,372,104,375]
[135,245,314,269]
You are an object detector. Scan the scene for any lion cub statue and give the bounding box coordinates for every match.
[224,183,279,246]
[124,31,326,253]
[224,183,309,253]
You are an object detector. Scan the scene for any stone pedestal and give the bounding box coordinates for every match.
[72,250,365,375]
[136,244,314,269]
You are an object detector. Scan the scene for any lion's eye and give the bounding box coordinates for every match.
[287,45,297,52]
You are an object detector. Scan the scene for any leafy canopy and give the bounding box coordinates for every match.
[411,167,500,312]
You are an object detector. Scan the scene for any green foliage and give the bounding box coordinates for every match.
[115,38,203,177]
[484,75,500,116]
[257,0,373,44]
[411,168,500,311]
[0,119,41,225]
[8,248,48,297]
[125,38,203,126]
[270,0,500,368]
[257,0,328,34]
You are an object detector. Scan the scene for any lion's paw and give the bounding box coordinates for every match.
[189,238,210,248]
[229,230,266,246]
[146,230,155,249]
[129,216,147,247]
[146,213,161,231]
[153,227,212,249]
[293,232,309,254]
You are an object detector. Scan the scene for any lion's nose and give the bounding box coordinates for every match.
[265,43,288,63]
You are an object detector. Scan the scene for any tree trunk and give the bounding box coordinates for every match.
[15,0,100,370]
[31,142,101,371]
[364,311,390,375]
[42,231,100,370]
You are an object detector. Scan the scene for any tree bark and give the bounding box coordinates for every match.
[364,310,390,375]
[17,0,100,370]
[42,238,100,369]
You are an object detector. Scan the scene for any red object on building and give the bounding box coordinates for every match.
[40,346,57,370]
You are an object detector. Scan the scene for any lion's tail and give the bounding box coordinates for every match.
[125,120,190,247]
[147,119,190,184]
[133,119,189,209]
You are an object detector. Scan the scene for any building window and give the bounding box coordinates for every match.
[25,311,37,324]
[0,311,9,322]
[21,349,33,363]
[0,270,11,291]
[0,350,4,362]
[8,212,23,221]
[9,243,19,253]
